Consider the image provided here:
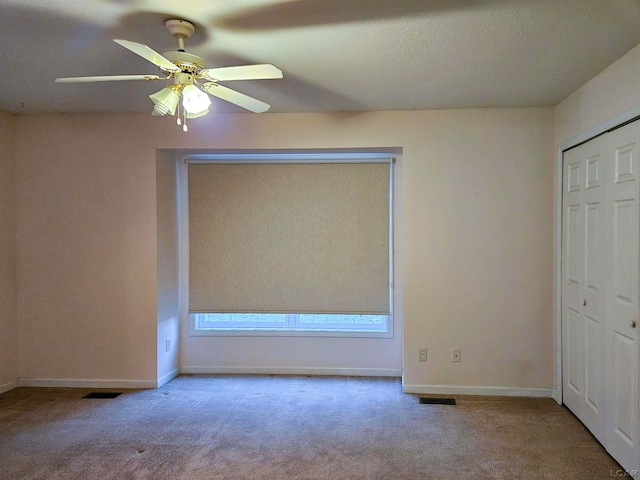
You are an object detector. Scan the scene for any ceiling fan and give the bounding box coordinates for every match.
[55,19,283,131]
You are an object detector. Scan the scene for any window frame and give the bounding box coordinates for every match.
[190,312,392,338]
[184,151,395,339]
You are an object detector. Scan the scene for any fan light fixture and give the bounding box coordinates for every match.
[149,87,180,116]
[149,83,212,132]
[182,85,211,114]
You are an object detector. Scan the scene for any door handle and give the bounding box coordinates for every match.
[582,298,587,306]
[631,320,637,329]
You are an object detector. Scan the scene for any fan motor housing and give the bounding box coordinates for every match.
[161,51,205,73]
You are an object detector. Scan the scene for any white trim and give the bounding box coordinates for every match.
[17,377,157,389]
[388,161,395,335]
[402,384,554,398]
[157,367,180,388]
[554,104,640,408]
[551,388,561,403]
[184,152,395,164]
[554,144,564,406]
[180,366,403,378]
[0,378,18,394]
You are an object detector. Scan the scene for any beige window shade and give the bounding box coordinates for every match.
[188,161,391,314]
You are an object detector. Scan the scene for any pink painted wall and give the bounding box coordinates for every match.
[15,115,158,384]
[14,107,555,391]
[156,150,180,384]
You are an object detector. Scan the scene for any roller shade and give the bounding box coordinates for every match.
[188,161,391,314]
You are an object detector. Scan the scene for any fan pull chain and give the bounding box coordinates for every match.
[182,107,188,132]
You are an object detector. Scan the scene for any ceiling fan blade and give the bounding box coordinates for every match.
[202,64,283,82]
[113,39,181,73]
[201,83,270,113]
[55,75,163,83]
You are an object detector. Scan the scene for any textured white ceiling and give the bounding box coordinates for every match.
[1,0,640,114]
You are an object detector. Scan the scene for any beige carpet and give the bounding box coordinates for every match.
[0,375,622,479]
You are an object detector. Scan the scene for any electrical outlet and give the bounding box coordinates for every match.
[165,339,171,352]
[418,348,427,362]
[452,348,461,363]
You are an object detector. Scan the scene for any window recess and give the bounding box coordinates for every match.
[186,152,394,338]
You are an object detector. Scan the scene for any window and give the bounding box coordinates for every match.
[186,152,394,338]
[193,313,389,336]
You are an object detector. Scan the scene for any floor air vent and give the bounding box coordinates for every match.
[83,392,122,399]
[419,397,456,405]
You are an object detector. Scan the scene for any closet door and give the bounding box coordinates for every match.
[562,136,608,444]
[605,121,640,472]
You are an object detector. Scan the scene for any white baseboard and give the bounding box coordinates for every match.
[17,377,157,389]
[180,366,403,378]
[402,383,554,398]
[4,374,553,399]
[157,367,180,388]
[0,378,18,394]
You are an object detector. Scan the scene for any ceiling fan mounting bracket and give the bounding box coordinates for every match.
[164,19,195,40]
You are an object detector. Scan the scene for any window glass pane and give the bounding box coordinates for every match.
[194,313,388,333]
[195,313,288,329]
[298,314,385,326]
